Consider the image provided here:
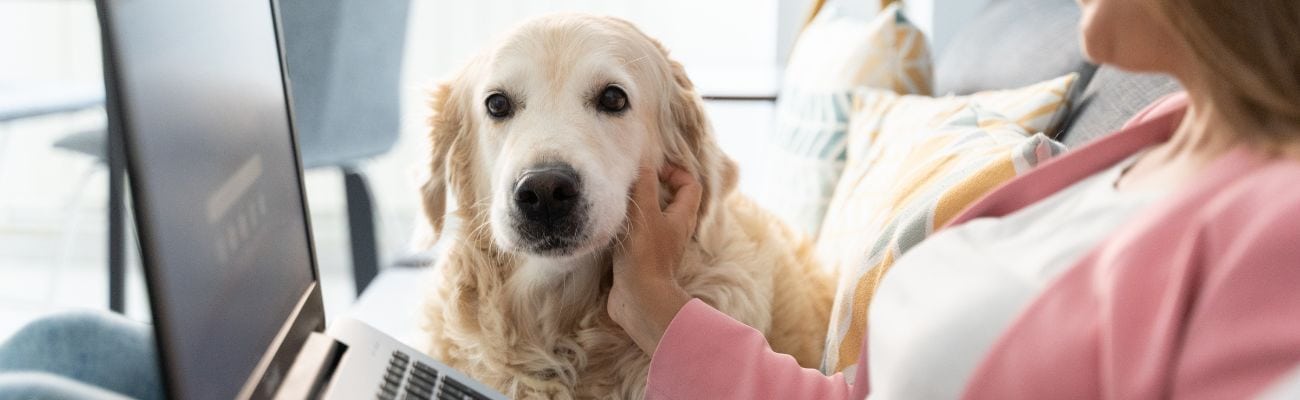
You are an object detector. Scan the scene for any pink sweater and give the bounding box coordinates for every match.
[645,93,1300,399]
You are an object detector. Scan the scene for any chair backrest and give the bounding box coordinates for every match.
[278,0,411,169]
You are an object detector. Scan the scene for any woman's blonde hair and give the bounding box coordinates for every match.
[1155,0,1300,142]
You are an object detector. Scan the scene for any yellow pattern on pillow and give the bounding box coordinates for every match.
[762,3,933,236]
[816,75,1077,374]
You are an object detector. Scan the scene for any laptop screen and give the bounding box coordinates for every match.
[98,0,318,398]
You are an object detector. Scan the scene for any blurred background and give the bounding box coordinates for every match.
[0,0,981,342]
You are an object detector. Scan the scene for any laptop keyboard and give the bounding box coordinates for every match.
[379,350,492,400]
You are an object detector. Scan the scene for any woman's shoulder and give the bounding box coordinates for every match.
[1186,151,1300,255]
[1207,153,1300,209]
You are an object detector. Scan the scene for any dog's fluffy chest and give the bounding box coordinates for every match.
[422,202,787,399]
[423,246,654,399]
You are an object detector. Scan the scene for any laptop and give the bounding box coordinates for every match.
[94,0,508,399]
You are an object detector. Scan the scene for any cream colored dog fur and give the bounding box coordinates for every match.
[420,14,834,399]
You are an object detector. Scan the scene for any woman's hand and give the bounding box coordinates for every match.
[608,162,701,355]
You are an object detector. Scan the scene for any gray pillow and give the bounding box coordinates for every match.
[1057,66,1182,147]
[933,0,1093,97]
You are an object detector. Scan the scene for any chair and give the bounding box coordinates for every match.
[277,0,413,295]
[59,0,413,309]
[0,81,114,310]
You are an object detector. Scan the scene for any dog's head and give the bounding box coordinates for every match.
[422,14,736,267]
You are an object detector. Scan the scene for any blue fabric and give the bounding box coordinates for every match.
[0,311,163,400]
[0,372,131,400]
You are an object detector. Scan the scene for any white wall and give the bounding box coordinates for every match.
[405,0,779,86]
[0,2,102,82]
[0,0,995,102]
[0,0,992,99]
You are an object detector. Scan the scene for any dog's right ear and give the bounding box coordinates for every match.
[421,80,462,241]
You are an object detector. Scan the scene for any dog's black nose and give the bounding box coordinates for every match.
[513,165,580,223]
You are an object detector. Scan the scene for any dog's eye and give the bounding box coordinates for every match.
[597,86,628,113]
[486,93,512,119]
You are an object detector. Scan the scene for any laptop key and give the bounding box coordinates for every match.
[435,389,463,400]
[392,350,410,363]
[413,361,437,375]
[439,377,487,400]
[387,364,407,377]
[380,380,401,394]
[398,392,422,400]
[404,382,432,400]
[409,377,435,393]
[439,383,486,400]
[409,368,437,385]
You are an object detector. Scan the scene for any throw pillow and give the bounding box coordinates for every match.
[760,2,932,237]
[816,96,1071,375]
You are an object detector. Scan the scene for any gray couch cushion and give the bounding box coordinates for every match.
[933,0,1094,96]
[1057,66,1182,147]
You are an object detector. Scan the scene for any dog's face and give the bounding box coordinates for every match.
[423,14,734,267]
[476,19,657,259]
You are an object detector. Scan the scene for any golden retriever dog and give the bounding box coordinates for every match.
[420,13,834,399]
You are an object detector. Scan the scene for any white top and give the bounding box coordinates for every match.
[865,152,1164,399]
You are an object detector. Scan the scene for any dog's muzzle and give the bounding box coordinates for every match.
[511,163,586,253]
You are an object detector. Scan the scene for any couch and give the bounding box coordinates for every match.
[350,0,1185,355]
[362,1,1300,393]
[934,0,1181,147]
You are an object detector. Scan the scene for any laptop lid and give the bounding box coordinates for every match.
[96,0,325,398]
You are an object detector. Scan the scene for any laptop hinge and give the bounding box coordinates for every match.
[273,332,347,400]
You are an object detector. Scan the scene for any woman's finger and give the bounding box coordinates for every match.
[658,162,680,181]
[660,164,692,191]
[634,163,662,204]
[663,168,702,225]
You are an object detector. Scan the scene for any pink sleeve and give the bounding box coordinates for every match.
[1171,192,1300,399]
[644,299,859,400]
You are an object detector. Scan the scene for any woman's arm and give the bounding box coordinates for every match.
[607,163,698,353]
[1168,185,1300,399]
[645,299,855,400]
[609,163,860,400]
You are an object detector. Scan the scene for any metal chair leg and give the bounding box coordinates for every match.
[343,166,380,295]
[108,119,126,313]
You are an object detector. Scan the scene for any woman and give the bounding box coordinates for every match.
[608,0,1300,398]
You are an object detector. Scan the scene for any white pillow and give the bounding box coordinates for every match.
[758,3,933,237]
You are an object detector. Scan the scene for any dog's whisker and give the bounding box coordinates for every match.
[470,219,492,239]
[620,53,651,68]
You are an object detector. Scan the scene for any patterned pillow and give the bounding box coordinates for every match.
[844,74,1078,161]
[816,76,1076,374]
[759,2,932,237]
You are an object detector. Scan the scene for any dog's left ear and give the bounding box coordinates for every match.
[650,39,739,228]
[422,77,468,242]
